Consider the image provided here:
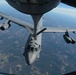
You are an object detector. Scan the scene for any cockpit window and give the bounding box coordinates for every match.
[27,45,30,49]
[35,48,38,51]
[31,47,34,51]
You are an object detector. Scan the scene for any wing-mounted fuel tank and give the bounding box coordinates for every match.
[63,31,75,44]
[6,0,60,15]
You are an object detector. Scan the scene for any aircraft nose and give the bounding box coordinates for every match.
[28,52,37,65]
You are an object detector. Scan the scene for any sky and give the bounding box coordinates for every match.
[53,3,76,17]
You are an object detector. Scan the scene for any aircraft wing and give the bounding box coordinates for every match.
[61,0,76,7]
[42,27,76,33]
[0,12,33,34]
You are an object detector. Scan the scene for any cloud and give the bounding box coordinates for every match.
[53,7,76,17]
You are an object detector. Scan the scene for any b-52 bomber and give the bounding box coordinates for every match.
[0,0,76,66]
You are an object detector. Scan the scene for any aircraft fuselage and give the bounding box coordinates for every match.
[23,18,42,65]
[23,34,42,65]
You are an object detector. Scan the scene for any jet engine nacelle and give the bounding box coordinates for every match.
[0,20,11,30]
[0,16,3,20]
[63,35,75,44]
